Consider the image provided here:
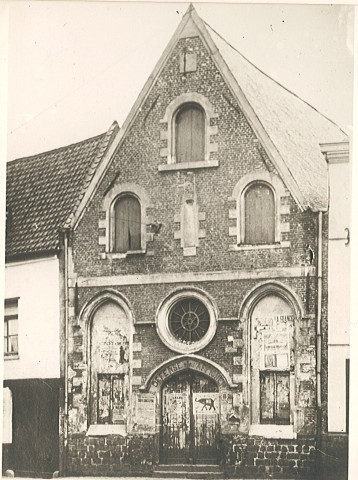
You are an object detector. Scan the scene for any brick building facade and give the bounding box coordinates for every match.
[61,6,349,478]
[5,4,350,479]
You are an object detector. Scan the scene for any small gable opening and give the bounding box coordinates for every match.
[244,183,275,245]
[175,103,205,163]
[114,195,141,253]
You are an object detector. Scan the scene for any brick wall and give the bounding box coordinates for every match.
[65,34,325,478]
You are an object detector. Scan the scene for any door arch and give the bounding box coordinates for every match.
[160,370,220,465]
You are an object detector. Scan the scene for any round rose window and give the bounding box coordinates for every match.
[156,290,217,354]
[168,298,210,344]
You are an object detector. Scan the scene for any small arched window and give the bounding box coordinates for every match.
[175,103,205,163]
[244,183,275,244]
[114,195,141,253]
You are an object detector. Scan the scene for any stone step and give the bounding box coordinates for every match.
[153,464,224,478]
[152,471,224,479]
[155,464,222,472]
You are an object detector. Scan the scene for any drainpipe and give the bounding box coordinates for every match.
[316,212,323,446]
[63,228,70,475]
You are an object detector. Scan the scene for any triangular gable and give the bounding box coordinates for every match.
[70,4,347,228]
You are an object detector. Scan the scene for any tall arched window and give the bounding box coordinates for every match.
[250,294,295,426]
[244,183,275,244]
[90,301,130,425]
[175,103,205,163]
[114,195,141,253]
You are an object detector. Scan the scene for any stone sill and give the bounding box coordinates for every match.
[86,424,127,437]
[229,242,290,251]
[158,160,219,172]
[4,354,19,361]
[249,424,296,439]
[100,250,146,260]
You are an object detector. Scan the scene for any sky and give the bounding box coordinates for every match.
[3,1,355,162]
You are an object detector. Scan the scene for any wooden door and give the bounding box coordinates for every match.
[161,372,220,464]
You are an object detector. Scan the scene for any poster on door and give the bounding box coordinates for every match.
[193,393,219,414]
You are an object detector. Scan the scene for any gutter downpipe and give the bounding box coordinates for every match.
[63,228,70,475]
[316,212,323,459]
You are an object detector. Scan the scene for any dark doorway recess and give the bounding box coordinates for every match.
[3,378,60,478]
[160,370,220,465]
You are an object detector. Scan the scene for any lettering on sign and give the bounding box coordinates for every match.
[151,359,225,388]
[134,393,156,432]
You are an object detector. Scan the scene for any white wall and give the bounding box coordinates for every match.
[4,256,61,380]
[328,345,349,432]
[327,157,350,432]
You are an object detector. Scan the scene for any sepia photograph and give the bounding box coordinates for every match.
[1,2,355,480]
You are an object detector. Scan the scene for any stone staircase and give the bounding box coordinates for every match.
[152,464,224,478]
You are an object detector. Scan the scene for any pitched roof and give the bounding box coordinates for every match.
[204,23,348,211]
[6,122,119,258]
[69,4,347,224]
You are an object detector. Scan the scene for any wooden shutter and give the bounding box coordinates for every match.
[175,104,205,163]
[260,372,290,425]
[260,372,275,423]
[245,184,275,244]
[114,196,141,252]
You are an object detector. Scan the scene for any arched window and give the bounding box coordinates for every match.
[175,103,205,163]
[113,195,141,253]
[89,301,130,425]
[250,294,295,426]
[244,183,275,244]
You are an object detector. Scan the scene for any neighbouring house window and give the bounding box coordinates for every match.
[2,387,12,443]
[244,183,275,244]
[97,374,125,425]
[175,103,205,163]
[114,195,141,253]
[90,301,129,425]
[4,299,18,356]
[260,371,290,425]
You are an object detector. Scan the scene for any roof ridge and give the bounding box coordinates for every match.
[7,131,107,165]
[205,22,348,137]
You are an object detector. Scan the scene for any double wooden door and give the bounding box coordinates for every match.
[161,371,220,464]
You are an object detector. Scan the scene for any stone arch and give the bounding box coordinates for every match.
[239,280,304,322]
[240,281,303,431]
[140,354,237,394]
[155,286,219,354]
[99,183,152,256]
[79,290,134,428]
[160,92,218,164]
[229,170,289,246]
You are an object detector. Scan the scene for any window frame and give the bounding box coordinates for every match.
[159,93,218,171]
[259,371,290,425]
[97,373,126,425]
[112,193,142,254]
[4,298,19,358]
[99,183,152,259]
[242,181,276,245]
[156,288,218,354]
[173,102,206,164]
[229,171,290,251]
